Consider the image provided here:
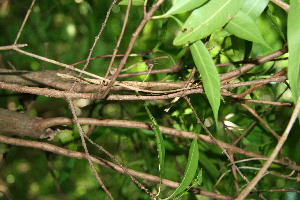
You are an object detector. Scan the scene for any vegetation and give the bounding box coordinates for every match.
[0,0,299,199]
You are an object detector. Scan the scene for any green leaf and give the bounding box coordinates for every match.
[265,8,286,41]
[288,0,300,117]
[119,0,144,6]
[224,11,272,50]
[241,0,269,19]
[190,40,220,123]
[173,0,245,46]
[144,103,165,191]
[161,0,208,17]
[165,137,199,199]
[196,168,203,185]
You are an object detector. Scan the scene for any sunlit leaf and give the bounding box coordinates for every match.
[160,0,208,17]
[144,103,165,190]
[241,0,269,19]
[119,0,144,6]
[173,0,245,46]
[224,11,272,50]
[165,137,199,199]
[288,0,300,118]
[190,40,220,123]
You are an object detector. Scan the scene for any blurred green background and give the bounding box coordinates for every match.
[0,0,299,200]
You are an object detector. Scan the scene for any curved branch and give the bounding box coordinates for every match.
[0,135,235,200]
[35,117,300,172]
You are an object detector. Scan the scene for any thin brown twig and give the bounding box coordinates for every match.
[215,166,297,189]
[0,135,236,200]
[222,76,287,90]
[14,0,37,44]
[183,97,267,200]
[236,96,300,199]
[100,0,166,98]
[71,0,118,91]
[236,99,292,107]
[67,98,114,200]
[233,69,287,99]
[116,65,184,77]
[82,133,155,198]
[104,0,132,78]
[98,0,132,93]
[33,117,300,172]
[71,52,150,66]
[232,86,292,146]
[216,57,288,67]
[0,81,294,106]
[0,44,27,51]
[220,47,288,82]
[271,0,290,12]
[251,189,300,194]
[239,103,281,140]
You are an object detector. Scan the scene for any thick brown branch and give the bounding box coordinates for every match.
[35,117,300,172]
[0,108,54,139]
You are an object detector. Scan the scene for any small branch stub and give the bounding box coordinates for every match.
[0,108,55,139]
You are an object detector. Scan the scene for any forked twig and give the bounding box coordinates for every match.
[236,96,300,199]
[0,135,236,200]
[71,0,118,91]
[67,98,113,200]
[100,0,166,98]
[240,103,281,140]
[184,97,266,199]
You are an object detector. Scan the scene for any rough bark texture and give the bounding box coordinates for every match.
[0,108,55,139]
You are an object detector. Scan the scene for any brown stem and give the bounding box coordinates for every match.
[0,135,235,200]
[220,47,288,82]
[0,108,55,139]
[35,117,300,172]
[236,97,300,199]
[239,103,281,140]
[233,69,287,99]
[100,0,166,98]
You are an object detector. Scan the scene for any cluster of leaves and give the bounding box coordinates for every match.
[0,0,300,200]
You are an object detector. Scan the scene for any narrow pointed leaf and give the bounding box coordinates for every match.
[173,0,245,46]
[196,168,203,185]
[241,0,269,19]
[266,9,286,41]
[224,11,272,50]
[144,103,165,188]
[165,137,199,199]
[162,0,208,17]
[288,0,300,119]
[190,40,220,122]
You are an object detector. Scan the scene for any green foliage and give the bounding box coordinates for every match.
[173,0,245,46]
[288,0,300,112]
[241,0,269,19]
[144,103,165,191]
[157,0,208,18]
[190,40,220,123]
[164,137,199,199]
[0,0,299,200]
[224,11,272,50]
[119,0,144,6]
